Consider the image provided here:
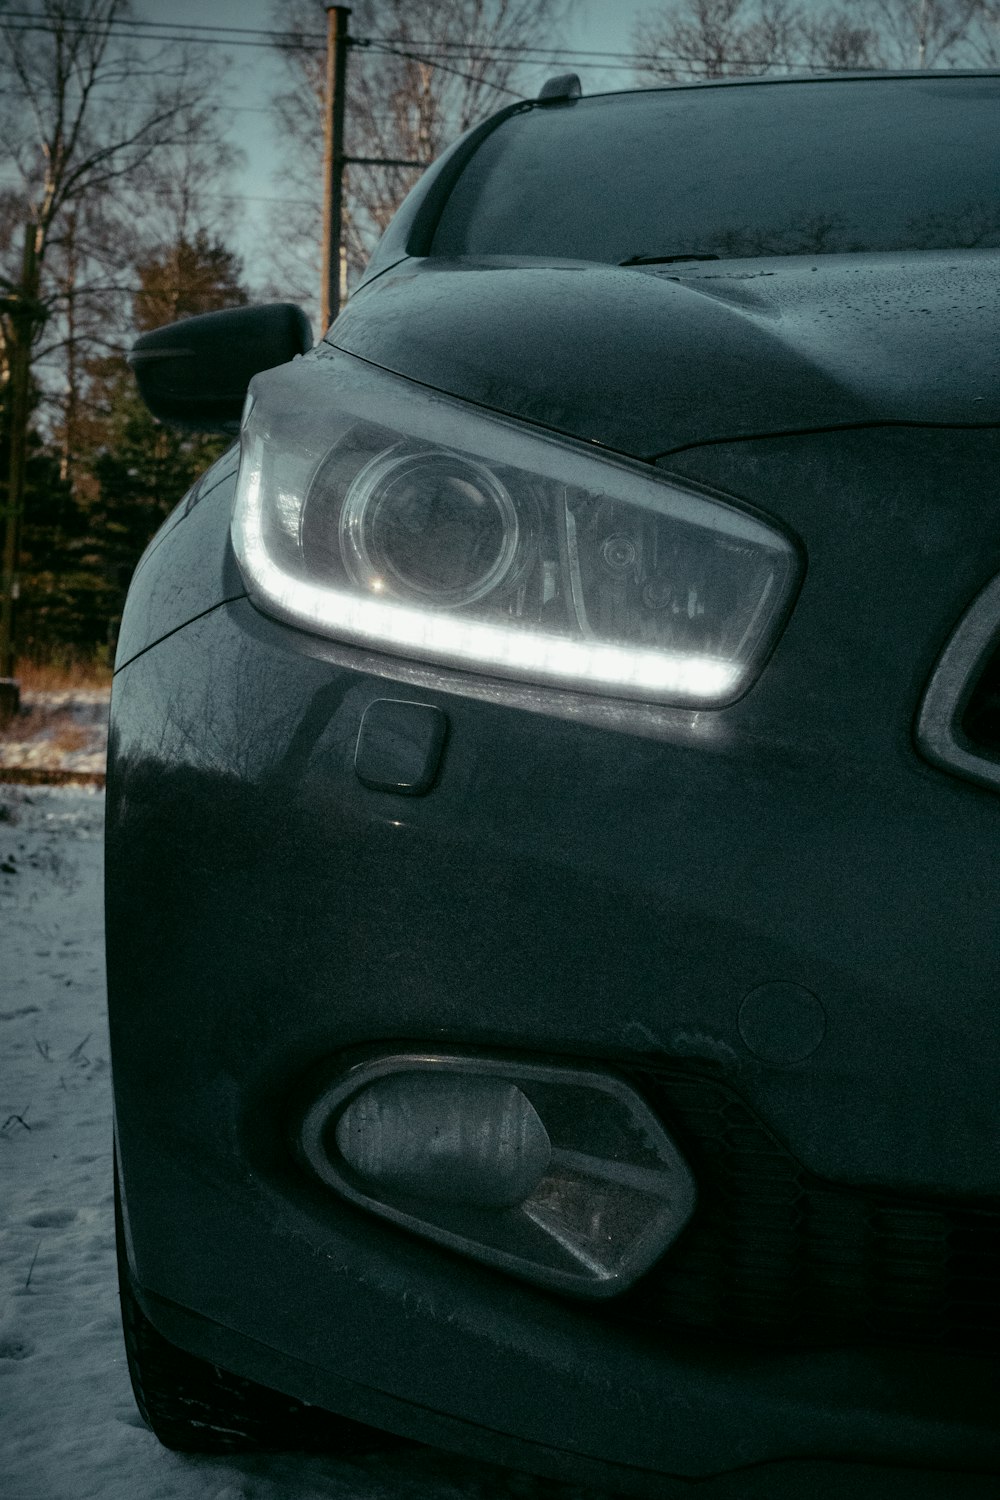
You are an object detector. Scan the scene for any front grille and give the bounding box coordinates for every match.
[611,1067,1000,1352]
[962,643,1000,756]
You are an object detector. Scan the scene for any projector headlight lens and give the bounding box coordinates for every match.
[233,351,799,705]
[338,448,523,607]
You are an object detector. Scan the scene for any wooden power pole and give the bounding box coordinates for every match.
[321,6,351,331]
[0,221,41,716]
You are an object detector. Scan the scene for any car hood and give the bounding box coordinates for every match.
[328,250,1000,458]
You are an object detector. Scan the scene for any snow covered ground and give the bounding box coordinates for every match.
[0,691,110,782]
[0,787,601,1500]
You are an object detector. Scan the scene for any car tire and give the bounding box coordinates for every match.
[114,1163,365,1453]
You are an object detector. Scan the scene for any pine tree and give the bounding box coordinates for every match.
[17,231,248,664]
[83,232,248,657]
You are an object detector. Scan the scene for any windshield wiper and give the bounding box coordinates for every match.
[619,253,721,266]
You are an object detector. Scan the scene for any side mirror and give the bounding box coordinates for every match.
[128,303,313,431]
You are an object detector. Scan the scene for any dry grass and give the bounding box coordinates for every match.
[14,660,112,693]
[48,725,93,753]
[0,703,106,741]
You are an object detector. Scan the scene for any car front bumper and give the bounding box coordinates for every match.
[107,426,1000,1493]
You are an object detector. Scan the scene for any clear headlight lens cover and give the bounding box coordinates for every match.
[232,354,799,705]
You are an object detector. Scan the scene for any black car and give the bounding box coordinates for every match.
[108,72,1000,1497]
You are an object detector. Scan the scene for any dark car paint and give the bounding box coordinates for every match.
[129,303,312,430]
[108,423,1000,1491]
[108,76,1000,1497]
[329,252,1000,459]
[114,446,243,671]
[110,419,1000,1195]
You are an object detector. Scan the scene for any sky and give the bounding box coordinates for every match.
[130,0,654,299]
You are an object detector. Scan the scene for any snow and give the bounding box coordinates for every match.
[0,786,598,1500]
[0,691,110,780]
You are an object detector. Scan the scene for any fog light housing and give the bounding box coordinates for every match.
[298,1053,696,1298]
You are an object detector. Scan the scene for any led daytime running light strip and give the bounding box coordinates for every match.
[235,455,741,703]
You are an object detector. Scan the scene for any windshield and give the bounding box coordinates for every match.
[431,76,1000,263]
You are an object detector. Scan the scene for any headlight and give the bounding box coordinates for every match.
[232,352,799,705]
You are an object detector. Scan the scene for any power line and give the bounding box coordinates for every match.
[0,14,729,70]
[371,40,644,57]
[0,17,541,73]
[145,189,318,205]
[358,39,523,96]
[0,89,425,121]
[357,53,713,73]
[0,19,317,50]
[0,6,296,30]
[0,21,863,76]
[0,17,629,62]
[3,8,794,68]
[0,9,322,38]
[0,177,320,206]
[0,11,654,59]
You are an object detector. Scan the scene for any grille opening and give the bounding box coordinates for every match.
[961,645,1000,756]
[601,1065,1000,1354]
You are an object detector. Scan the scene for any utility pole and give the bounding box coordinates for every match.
[0,222,42,720]
[321,5,351,331]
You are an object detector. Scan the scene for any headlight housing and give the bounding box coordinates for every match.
[232,352,799,706]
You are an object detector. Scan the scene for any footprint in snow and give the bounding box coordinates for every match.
[25,1207,77,1229]
[0,1334,34,1360]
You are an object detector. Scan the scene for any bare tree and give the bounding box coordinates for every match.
[268,0,572,323]
[0,4,239,456]
[869,0,985,64]
[0,0,236,671]
[126,88,245,281]
[633,0,802,81]
[799,5,886,68]
[2,4,201,294]
[0,2,236,393]
[631,0,995,80]
[966,0,1000,59]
